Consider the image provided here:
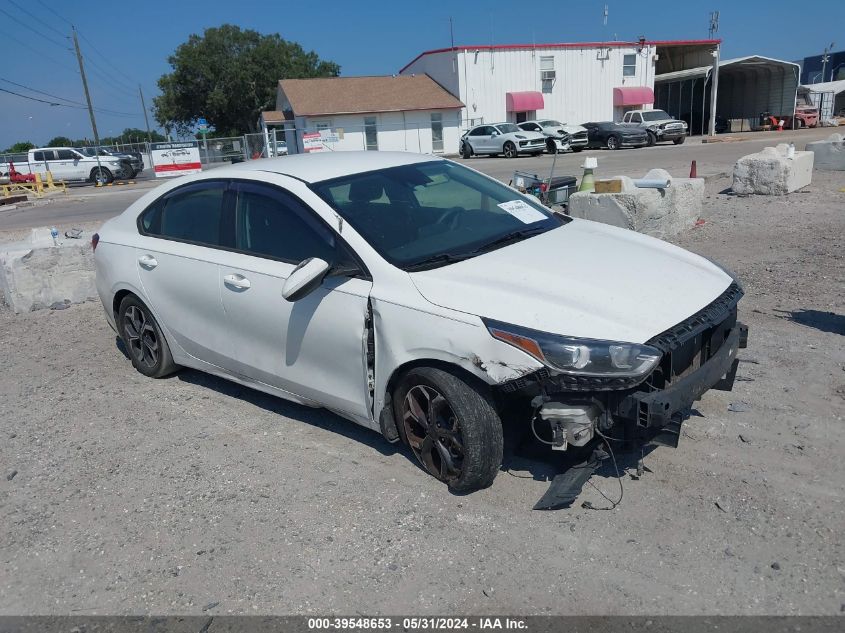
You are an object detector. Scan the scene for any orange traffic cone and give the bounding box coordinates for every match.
[689,160,697,178]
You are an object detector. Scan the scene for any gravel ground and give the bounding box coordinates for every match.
[0,165,843,616]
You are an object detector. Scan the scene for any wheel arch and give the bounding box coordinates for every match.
[378,357,497,445]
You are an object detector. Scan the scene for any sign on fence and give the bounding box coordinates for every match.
[151,141,202,178]
[302,132,324,153]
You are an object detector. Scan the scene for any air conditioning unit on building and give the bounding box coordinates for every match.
[541,70,556,81]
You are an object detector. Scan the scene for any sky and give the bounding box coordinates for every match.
[1,0,843,149]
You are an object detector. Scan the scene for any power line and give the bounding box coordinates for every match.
[0,83,139,117]
[0,27,78,74]
[0,87,63,106]
[78,32,140,93]
[0,6,69,49]
[35,0,73,26]
[0,77,85,106]
[8,0,68,39]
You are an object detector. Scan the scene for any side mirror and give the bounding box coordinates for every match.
[282,257,331,302]
[491,130,500,136]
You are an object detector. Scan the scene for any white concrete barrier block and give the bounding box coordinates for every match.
[805,133,845,171]
[568,171,703,239]
[0,232,96,313]
[732,144,814,194]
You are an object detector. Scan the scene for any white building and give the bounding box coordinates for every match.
[268,75,465,155]
[399,39,720,127]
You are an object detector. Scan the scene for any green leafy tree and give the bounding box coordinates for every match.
[5,141,35,153]
[47,136,74,147]
[153,24,339,136]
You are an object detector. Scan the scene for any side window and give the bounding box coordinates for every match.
[56,150,75,160]
[33,151,46,161]
[234,182,351,266]
[469,127,484,137]
[140,181,228,247]
[631,113,642,123]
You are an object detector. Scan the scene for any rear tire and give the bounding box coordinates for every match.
[673,136,686,145]
[606,135,620,150]
[393,367,503,492]
[118,295,177,378]
[503,141,518,159]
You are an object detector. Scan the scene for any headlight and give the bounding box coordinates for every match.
[484,319,661,378]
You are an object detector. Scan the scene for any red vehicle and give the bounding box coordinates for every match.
[7,162,36,183]
[793,104,819,128]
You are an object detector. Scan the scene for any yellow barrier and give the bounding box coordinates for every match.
[44,172,67,193]
[1,182,43,198]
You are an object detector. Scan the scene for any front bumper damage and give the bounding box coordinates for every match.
[500,282,749,509]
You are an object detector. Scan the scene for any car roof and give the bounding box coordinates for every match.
[222,151,442,184]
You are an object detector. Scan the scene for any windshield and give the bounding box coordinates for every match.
[538,120,562,127]
[641,110,672,121]
[495,123,519,134]
[312,161,562,270]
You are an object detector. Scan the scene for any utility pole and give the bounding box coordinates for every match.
[72,26,103,181]
[820,42,835,83]
[139,84,152,143]
[449,16,454,48]
[707,12,720,137]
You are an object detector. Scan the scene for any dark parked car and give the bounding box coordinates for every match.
[582,122,648,150]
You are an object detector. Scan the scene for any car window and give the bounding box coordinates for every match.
[234,181,352,267]
[495,123,519,134]
[313,160,561,269]
[56,150,75,160]
[140,181,228,247]
[469,127,487,136]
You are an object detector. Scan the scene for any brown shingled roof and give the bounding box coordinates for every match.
[260,110,287,123]
[278,75,464,117]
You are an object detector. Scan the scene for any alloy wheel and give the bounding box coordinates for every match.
[402,385,465,483]
[123,305,159,369]
[504,142,517,158]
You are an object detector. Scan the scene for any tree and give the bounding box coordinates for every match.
[47,136,74,147]
[153,24,339,136]
[5,141,35,153]
[119,127,167,143]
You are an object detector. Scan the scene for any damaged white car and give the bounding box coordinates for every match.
[93,152,747,496]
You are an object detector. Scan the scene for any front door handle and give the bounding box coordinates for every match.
[138,254,158,269]
[223,273,251,290]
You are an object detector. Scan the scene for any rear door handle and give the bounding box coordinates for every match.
[223,273,251,290]
[138,254,158,269]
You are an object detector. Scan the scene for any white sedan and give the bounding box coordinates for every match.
[460,123,546,158]
[93,152,747,494]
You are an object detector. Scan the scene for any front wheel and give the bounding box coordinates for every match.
[394,367,503,492]
[461,141,473,159]
[503,141,518,159]
[546,139,558,154]
[90,167,113,184]
[606,135,620,150]
[673,136,686,145]
[646,131,657,146]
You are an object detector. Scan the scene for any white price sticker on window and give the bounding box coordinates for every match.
[498,199,548,224]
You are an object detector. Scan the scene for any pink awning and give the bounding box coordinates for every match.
[506,91,544,112]
[613,86,655,106]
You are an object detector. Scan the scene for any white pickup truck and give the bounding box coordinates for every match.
[0,147,124,183]
[621,110,688,146]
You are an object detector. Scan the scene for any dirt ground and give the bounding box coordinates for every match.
[0,159,843,616]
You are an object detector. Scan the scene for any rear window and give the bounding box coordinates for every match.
[139,181,228,248]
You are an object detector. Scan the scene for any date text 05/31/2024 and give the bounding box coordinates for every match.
[307,618,528,630]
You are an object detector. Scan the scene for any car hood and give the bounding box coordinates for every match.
[544,124,587,135]
[409,220,733,344]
